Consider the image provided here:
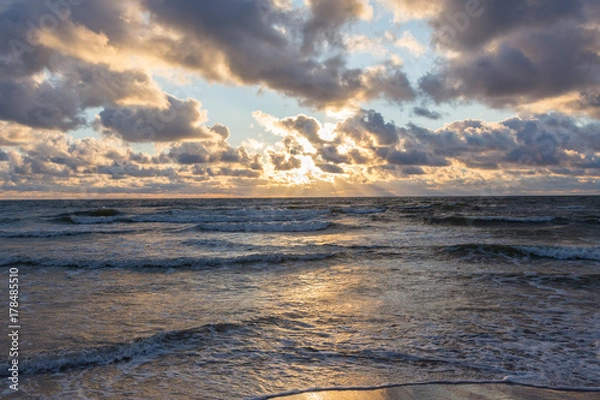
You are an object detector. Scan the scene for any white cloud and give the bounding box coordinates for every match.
[393,31,426,57]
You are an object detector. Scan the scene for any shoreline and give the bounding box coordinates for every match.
[259,382,600,400]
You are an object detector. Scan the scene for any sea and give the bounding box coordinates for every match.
[0,196,599,399]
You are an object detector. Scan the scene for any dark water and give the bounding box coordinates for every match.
[1,197,599,399]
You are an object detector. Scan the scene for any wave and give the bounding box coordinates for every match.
[332,207,386,215]
[51,208,333,225]
[0,217,20,224]
[428,215,555,226]
[0,322,251,376]
[0,316,304,376]
[137,208,331,223]
[52,208,122,223]
[0,251,339,269]
[0,322,495,377]
[517,245,600,261]
[394,204,433,210]
[66,208,122,217]
[0,228,143,239]
[445,244,600,261]
[195,220,332,233]
[4,316,600,395]
[471,272,600,289]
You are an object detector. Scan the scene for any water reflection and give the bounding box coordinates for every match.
[275,383,598,400]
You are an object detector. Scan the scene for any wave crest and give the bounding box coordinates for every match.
[445,244,600,261]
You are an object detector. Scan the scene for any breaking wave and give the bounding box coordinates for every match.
[0,228,143,239]
[1,322,253,376]
[428,215,556,226]
[445,244,600,261]
[0,251,339,269]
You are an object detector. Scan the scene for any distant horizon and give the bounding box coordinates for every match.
[1,193,599,202]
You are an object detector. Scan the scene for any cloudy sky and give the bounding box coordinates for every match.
[0,0,599,198]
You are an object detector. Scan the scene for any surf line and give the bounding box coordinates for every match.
[7,267,20,392]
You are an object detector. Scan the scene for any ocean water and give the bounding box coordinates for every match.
[0,196,599,399]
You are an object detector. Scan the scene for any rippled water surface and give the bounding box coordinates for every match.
[1,197,599,399]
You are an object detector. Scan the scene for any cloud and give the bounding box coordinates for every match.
[0,0,415,137]
[401,166,425,175]
[98,96,227,143]
[0,1,166,132]
[0,77,85,131]
[137,0,415,109]
[317,163,345,174]
[0,127,264,192]
[345,34,388,57]
[393,31,426,57]
[167,141,260,168]
[0,122,38,146]
[302,0,373,54]
[1,109,598,195]
[0,0,598,196]
[0,55,165,131]
[377,0,441,22]
[269,152,302,171]
[416,0,600,118]
[412,107,442,120]
[256,109,600,183]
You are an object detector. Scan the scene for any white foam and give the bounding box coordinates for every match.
[0,251,339,269]
[0,227,143,239]
[11,332,169,376]
[472,216,555,223]
[517,245,600,261]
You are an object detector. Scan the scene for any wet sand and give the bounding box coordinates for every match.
[269,383,600,400]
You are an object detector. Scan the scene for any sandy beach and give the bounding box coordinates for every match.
[269,383,600,400]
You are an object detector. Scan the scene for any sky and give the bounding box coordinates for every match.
[0,0,599,198]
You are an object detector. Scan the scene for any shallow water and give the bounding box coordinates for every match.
[1,197,599,399]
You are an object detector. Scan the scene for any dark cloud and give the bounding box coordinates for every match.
[98,97,221,143]
[412,107,442,120]
[0,129,264,186]
[302,0,370,54]
[319,145,350,164]
[140,0,414,108]
[194,167,262,178]
[280,114,324,144]
[67,0,134,43]
[434,112,600,170]
[379,148,449,167]
[0,78,84,131]
[269,152,302,171]
[430,0,586,50]
[267,109,600,174]
[0,52,163,132]
[167,141,260,169]
[317,163,345,174]
[0,1,166,132]
[339,109,400,146]
[95,162,177,180]
[0,0,415,137]
[401,166,425,175]
[418,0,600,117]
[58,60,166,109]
